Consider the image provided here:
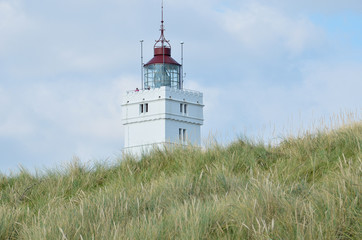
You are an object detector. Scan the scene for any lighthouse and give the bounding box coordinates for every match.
[121,6,204,156]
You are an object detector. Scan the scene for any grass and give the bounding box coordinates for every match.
[0,122,361,239]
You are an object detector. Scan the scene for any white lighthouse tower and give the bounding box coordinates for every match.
[122,7,204,156]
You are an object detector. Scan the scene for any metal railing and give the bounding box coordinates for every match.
[126,86,202,95]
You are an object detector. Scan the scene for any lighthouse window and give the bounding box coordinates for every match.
[140,104,144,113]
[180,103,187,114]
[139,103,148,114]
[179,128,187,142]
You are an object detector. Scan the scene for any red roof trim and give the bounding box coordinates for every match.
[144,55,181,66]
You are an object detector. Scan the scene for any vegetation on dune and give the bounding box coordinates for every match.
[0,122,361,239]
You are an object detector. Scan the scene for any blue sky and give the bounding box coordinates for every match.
[0,0,361,174]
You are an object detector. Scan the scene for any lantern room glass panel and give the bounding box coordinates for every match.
[144,64,180,89]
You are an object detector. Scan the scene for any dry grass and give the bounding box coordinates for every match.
[0,121,361,239]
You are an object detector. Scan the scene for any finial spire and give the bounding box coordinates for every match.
[161,0,164,24]
[155,0,170,48]
[161,0,164,38]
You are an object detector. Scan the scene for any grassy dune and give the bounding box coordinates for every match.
[0,122,361,239]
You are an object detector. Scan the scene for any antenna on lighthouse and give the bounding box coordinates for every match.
[180,41,184,89]
[161,0,164,27]
[161,0,165,84]
[140,40,144,90]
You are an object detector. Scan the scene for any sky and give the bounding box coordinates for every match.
[0,0,361,174]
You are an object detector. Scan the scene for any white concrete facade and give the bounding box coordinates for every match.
[122,86,204,155]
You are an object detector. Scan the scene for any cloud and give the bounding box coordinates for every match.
[0,85,35,137]
[0,0,143,80]
[258,0,362,13]
[195,59,362,142]
[0,1,33,54]
[0,75,136,172]
[300,61,362,111]
[221,2,324,57]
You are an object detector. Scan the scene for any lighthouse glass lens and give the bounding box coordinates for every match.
[144,64,180,89]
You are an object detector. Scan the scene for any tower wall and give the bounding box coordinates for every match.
[122,86,203,156]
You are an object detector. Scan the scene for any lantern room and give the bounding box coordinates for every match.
[143,7,182,90]
[144,48,181,89]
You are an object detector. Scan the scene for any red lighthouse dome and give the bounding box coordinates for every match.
[143,4,181,89]
[145,47,181,66]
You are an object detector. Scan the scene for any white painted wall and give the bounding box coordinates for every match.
[122,86,203,155]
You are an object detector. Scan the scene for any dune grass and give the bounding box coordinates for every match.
[0,122,361,239]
